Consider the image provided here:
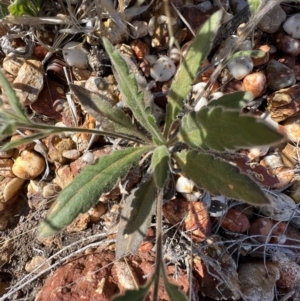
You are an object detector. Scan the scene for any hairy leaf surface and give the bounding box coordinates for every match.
[174,150,271,205]
[116,176,157,259]
[164,10,222,137]
[70,84,148,143]
[38,146,153,239]
[151,145,170,188]
[207,91,253,110]
[0,69,30,124]
[102,37,164,144]
[178,106,283,151]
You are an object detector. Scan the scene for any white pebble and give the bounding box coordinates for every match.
[227,56,253,80]
[194,96,208,112]
[150,56,176,82]
[63,42,88,69]
[129,21,148,39]
[176,176,194,193]
[283,13,300,39]
[82,151,95,164]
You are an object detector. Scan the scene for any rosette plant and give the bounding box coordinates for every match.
[0,7,283,301]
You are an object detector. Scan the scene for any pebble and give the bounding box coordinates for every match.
[175,176,194,193]
[13,59,44,105]
[30,79,65,121]
[150,56,176,82]
[163,197,211,242]
[259,192,296,222]
[252,45,270,67]
[25,256,50,274]
[267,84,300,122]
[266,60,295,91]
[272,252,300,290]
[62,42,88,69]
[257,4,286,33]
[281,143,298,169]
[3,177,25,202]
[227,56,253,80]
[243,72,267,98]
[12,150,45,180]
[238,262,279,300]
[283,13,300,39]
[130,39,150,59]
[88,202,107,223]
[221,208,250,233]
[129,21,148,39]
[282,115,300,142]
[2,53,25,76]
[271,28,300,57]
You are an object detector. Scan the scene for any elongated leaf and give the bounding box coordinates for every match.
[116,176,157,259]
[178,106,283,151]
[70,84,149,143]
[112,279,153,301]
[151,145,170,188]
[162,264,188,301]
[225,50,264,65]
[102,37,164,144]
[38,146,153,239]
[207,91,253,110]
[0,69,30,124]
[174,150,271,205]
[1,131,52,151]
[164,10,222,137]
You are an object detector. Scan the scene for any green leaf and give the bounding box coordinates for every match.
[102,37,164,144]
[207,91,254,110]
[151,145,170,188]
[248,0,262,16]
[162,264,188,301]
[8,0,41,16]
[112,279,152,301]
[70,84,150,143]
[174,150,271,205]
[178,106,283,151]
[116,176,157,259]
[0,69,30,124]
[225,50,264,65]
[164,10,222,138]
[38,145,153,239]
[1,131,52,151]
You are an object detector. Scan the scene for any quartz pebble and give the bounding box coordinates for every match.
[252,45,270,66]
[227,56,253,80]
[150,56,176,82]
[243,72,267,98]
[12,150,45,180]
[257,4,286,33]
[283,13,300,39]
[266,60,295,91]
[63,42,88,69]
